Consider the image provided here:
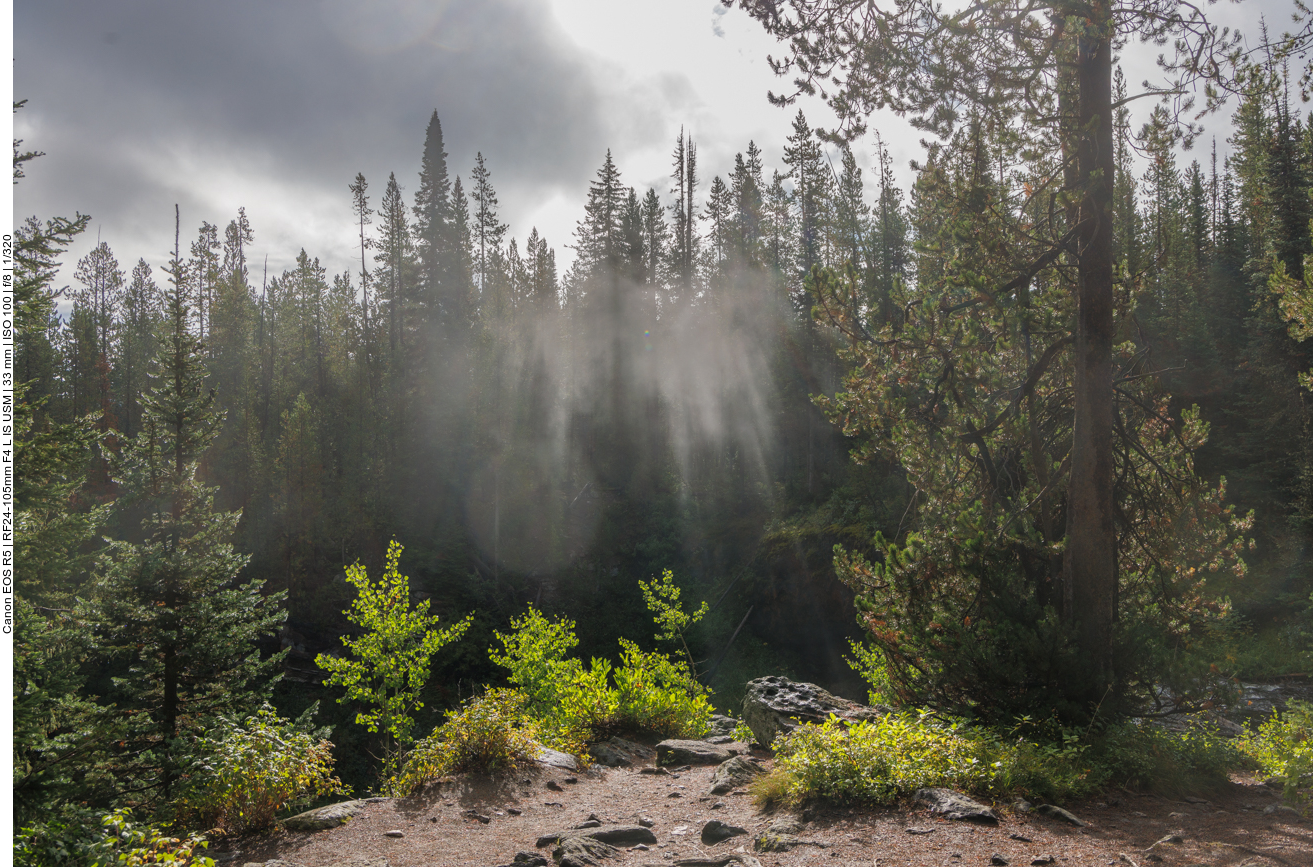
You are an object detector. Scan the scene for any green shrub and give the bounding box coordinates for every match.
[175,705,348,835]
[1088,720,1242,796]
[551,658,619,750]
[489,606,583,715]
[15,808,215,867]
[1239,699,1313,809]
[392,688,542,793]
[845,637,896,706]
[753,712,1242,808]
[488,605,712,752]
[613,639,711,738]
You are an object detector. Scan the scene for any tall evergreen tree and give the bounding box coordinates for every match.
[669,129,699,299]
[413,110,454,323]
[470,152,508,298]
[91,207,285,801]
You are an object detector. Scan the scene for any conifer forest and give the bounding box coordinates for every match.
[16,0,1313,858]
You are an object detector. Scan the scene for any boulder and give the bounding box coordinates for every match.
[242,862,386,867]
[674,857,764,867]
[1033,804,1086,826]
[912,788,999,824]
[535,747,578,770]
[707,714,739,737]
[282,800,367,831]
[656,739,733,766]
[553,836,619,867]
[492,855,549,867]
[742,676,885,748]
[708,756,765,794]
[753,816,817,852]
[1264,804,1303,820]
[588,736,653,768]
[538,826,658,848]
[701,820,749,845]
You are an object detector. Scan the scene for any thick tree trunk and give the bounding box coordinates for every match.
[1064,10,1117,702]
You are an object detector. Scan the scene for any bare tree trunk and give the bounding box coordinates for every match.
[1064,12,1117,701]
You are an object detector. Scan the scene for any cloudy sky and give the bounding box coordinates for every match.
[10,0,1286,292]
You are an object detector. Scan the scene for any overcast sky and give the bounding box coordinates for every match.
[9,0,1290,295]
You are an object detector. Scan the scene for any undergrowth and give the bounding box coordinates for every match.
[752,711,1242,808]
[1237,699,1313,809]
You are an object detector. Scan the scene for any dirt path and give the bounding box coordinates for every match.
[215,758,1312,867]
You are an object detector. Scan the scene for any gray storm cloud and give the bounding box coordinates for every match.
[13,0,610,281]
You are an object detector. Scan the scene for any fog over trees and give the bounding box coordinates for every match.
[16,3,1313,842]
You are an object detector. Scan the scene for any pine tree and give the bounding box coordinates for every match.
[376,172,413,363]
[413,111,454,323]
[73,240,124,360]
[188,221,220,341]
[470,152,508,297]
[574,150,626,280]
[668,129,699,298]
[782,111,831,287]
[640,188,668,289]
[91,207,285,801]
[730,143,766,269]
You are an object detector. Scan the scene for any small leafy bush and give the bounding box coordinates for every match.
[753,712,1242,808]
[1239,699,1313,809]
[488,604,712,751]
[392,688,542,793]
[613,639,711,738]
[550,658,619,750]
[177,705,348,835]
[1088,719,1242,796]
[489,606,583,715]
[15,808,215,867]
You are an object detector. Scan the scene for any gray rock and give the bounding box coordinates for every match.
[538,826,658,848]
[493,855,548,867]
[707,714,739,737]
[767,817,803,835]
[741,676,885,748]
[656,739,733,766]
[282,800,367,831]
[582,826,659,846]
[705,735,735,745]
[990,855,1009,866]
[1033,804,1086,826]
[383,829,404,838]
[553,836,620,867]
[536,747,579,770]
[1264,804,1303,820]
[674,857,764,867]
[708,756,765,794]
[912,788,999,825]
[243,862,388,867]
[753,817,818,852]
[588,736,652,768]
[701,819,749,845]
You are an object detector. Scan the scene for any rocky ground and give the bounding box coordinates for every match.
[215,745,1311,867]
[215,679,1313,867]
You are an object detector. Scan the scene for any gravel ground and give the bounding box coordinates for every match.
[215,757,1313,867]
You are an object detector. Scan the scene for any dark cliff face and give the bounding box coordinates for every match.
[748,549,868,703]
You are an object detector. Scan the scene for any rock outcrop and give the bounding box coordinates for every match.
[741,676,884,748]
[701,819,748,844]
[553,836,619,867]
[282,800,367,831]
[708,756,764,794]
[656,738,737,766]
[912,788,999,824]
[589,736,653,768]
